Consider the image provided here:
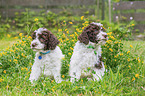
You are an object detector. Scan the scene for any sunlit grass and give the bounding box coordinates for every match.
[0,38,19,50]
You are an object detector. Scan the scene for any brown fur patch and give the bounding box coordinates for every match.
[78,23,101,45]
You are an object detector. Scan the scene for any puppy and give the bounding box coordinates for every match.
[29,28,64,83]
[69,22,108,82]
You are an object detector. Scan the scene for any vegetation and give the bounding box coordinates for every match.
[0,15,145,95]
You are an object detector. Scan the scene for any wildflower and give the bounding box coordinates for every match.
[7,34,11,38]
[70,47,73,50]
[132,24,135,26]
[19,33,23,37]
[62,33,65,37]
[127,58,130,62]
[81,16,84,20]
[120,53,123,56]
[68,53,71,55]
[132,77,135,81]
[109,48,113,52]
[58,29,62,32]
[135,74,139,78]
[13,59,18,63]
[69,22,73,24]
[43,84,46,87]
[130,45,133,48]
[0,78,4,82]
[70,34,74,37]
[62,75,65,78]
[127,51,130,54]
[28,36,32,39]
[107,32,112,36]
[66,31,69,34]
[128,65,131,69]
[51,80,54,83]
[3,70,6,74]
[81,79,83,82]
[68,64,70,66]
[34,18,38,21]
[25,67,28,71]
[21,68,24,70]
[14,37,18,39]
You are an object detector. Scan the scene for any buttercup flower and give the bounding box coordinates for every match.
[81,16,84,20]
[34,18,38,21]
[135,74,139,78]
[130,45,133,48]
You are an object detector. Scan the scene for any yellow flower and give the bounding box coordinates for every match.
[107,32,112,36]
[28,36,32,39]
[7,34,11,38]
[62,33,65,37]
[21,67,24,70]
[13,59,18,63]
[130,45,133,48]
[0,78,4,82]
[34,18,38,21]
[68,53,71,55]
[127,51,130,54]
[25,67,28,71]
[127,58,130,62]
[66,31,69,34]
[51,80,54,83]
[3,70,6,74]
[14,37,18,39]
[69,22,73,24]
[132,24,135,26]
[70,34,74,37]
[81,16,84,20]
[132,77,135,81]
[120,53,123,56]
[62,75,65,78]
[68,64,70,66]
[128,65,131,69]
[109,48,113,52]
[19,33,23,37]
[58,29,62,32]
[135,74,139,78]
[70,47,73,50]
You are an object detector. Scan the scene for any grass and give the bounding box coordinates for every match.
[0,37,145,95]
[122,40,145,61]
[0,38,19,50]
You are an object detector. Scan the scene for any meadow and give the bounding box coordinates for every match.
[0,15,145,95]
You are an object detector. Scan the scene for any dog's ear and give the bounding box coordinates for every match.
[44,31,59,50]
[78,31,89,45]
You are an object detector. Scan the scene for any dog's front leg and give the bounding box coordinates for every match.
[29,62,42,83]
[53,68,62,83]
[70,68,81,82]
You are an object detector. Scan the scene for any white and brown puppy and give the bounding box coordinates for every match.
[29,28,64,83]
[69,22,108,82]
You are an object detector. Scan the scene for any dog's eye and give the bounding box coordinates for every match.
[32,33,36,39]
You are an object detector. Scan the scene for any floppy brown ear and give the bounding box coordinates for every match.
[78,31,89,45]
[44,31,59,50]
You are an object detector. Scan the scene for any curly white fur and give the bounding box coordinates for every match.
[69,23,107,82]
[29,28,64,83]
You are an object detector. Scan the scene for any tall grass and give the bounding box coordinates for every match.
[0,17,145,95]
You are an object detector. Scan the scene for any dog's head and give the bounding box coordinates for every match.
[31,28,59,51]
[78,22,108,45]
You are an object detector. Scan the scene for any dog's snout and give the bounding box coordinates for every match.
[32,43,37,47]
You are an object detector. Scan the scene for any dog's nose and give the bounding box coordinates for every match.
[103,34,107,38]
[32,43,37,47]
